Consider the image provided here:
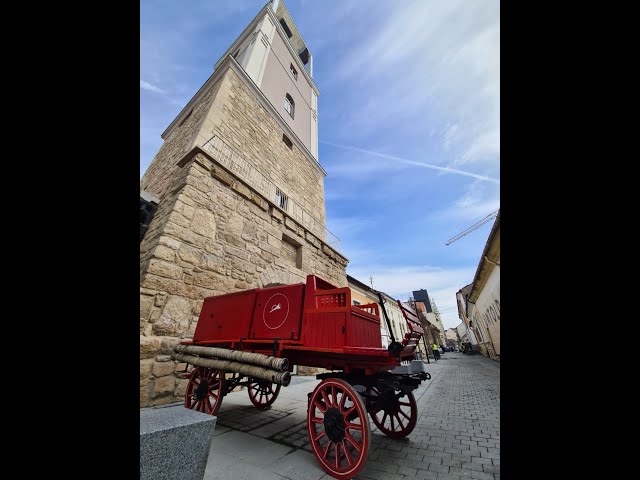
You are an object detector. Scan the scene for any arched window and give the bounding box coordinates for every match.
[284,94,294,119]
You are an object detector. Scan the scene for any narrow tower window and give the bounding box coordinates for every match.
[284,94,294,119]
[279,19,293,38]
[275,187,289,211]
[290,63,297,80]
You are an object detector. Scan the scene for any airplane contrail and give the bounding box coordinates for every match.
[320,140,500,184]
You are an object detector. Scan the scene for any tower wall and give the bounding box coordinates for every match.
[140,66,347,407]
[140,76,224,202]
[260,27,313,148]
[191,67,326,234]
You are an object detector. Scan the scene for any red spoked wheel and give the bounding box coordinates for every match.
[366,386,417,438]
[185,367,225,415]
[247,379,281,409]
[307,378,371,479]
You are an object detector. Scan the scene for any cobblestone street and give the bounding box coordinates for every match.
[203,353,500,480]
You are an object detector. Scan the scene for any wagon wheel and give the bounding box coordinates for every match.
[307,378,371,479]
[247,379,281,409]
[185,367,225,415]
[366,386,417,438]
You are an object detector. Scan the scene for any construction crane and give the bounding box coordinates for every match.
[445,209,499,245]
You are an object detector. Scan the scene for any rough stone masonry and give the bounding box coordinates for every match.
[140,65,349,407]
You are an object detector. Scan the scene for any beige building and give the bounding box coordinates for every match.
[346,275,426,356]
[445,328,459,348]
[412,291,447,351]
[347,275,389,346]
[456,211,500,360]
[139,0,349,406]
[455,321,470,344]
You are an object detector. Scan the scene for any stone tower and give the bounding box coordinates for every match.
[140,0,348,407]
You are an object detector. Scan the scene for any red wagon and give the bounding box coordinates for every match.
[172,274,430,479]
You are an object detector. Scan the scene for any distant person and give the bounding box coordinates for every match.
[432,343,440,360]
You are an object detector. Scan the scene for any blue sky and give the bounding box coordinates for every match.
[140,0,500,329]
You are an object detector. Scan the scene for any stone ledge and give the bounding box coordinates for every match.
[141,191,160,204]
[140,404,217,480]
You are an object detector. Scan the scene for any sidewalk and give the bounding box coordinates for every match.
[202,353,499,479]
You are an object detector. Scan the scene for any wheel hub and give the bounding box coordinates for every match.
[195,379,209,400]
[372,387,399,413]
[324,407,346,442]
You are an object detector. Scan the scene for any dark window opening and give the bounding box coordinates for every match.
[290,63,297,80]
[233,49,240,59]
[298,47,309,66]
[140,197,158,242]
[279,18,293,38]
[284,94,294,119]
[353,300,361,306]
[282,133,293,149]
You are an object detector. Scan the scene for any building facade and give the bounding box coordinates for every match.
[413,289,447,349]
[455,211,500,360]
[455,321,470,344]
[140,0,349,406]
[347,276,390,347]
[445,328,459,348]
[346,275,427,356]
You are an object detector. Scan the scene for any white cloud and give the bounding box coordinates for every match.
[322,141,499,183]
[427,179,500,224]
[140,80,167,95]
[330,0,499,172]
[326,215,377,238]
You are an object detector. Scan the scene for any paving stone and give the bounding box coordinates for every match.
[264,449,325,480]
[480,451,500,460]
[482,464,500,474]
[437,475,464,480]
[461,462,485,473]
[428,464,450,474]
[469,471,494,480]
[414,469,439,480]
[398,466,418,476]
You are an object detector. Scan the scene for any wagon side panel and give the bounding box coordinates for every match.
[301,311,346,349]
[249,284,305,340]
[193,290,259,343]
[347,308,383,348]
